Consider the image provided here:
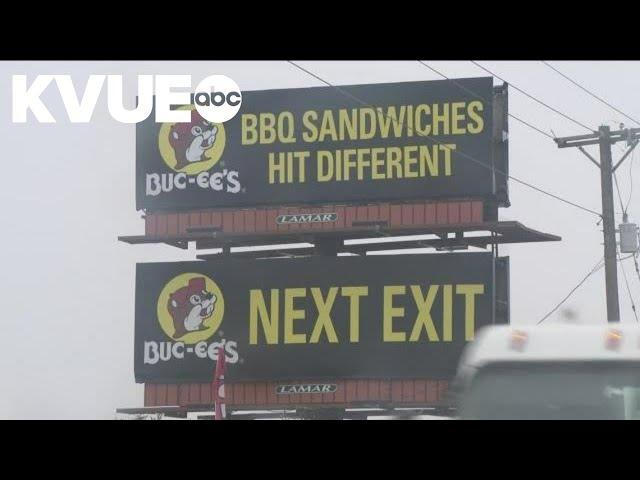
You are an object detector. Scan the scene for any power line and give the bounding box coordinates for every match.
[625,148,635,213]
[542,59,639,219]
[287,61,601,218]
[470,61,595,133]
[420,62,636,219]
[618,252,639,322]
[537,254,636,324]
[633,252,640,285]
[537,257,604,324]
[417,61,555,141]
[613,171,627,216]
[510,176,600,218]
[541,61,640,127]
[613,148,635,218]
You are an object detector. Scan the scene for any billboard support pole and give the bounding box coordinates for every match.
[555,126,640,322]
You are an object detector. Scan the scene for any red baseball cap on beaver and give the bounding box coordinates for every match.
[169,110,208,140]
[189,277,206,291]
[170,277,207,304]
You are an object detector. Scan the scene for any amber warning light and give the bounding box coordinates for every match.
[509,330,528,351]
[605,329,623,350]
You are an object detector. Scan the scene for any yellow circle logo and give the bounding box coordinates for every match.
[156,273,225,344]
[158,105,226,174]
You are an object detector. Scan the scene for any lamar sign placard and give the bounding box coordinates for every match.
[276,384,337,394]
[136,77,504,211]
[135,253,505,383]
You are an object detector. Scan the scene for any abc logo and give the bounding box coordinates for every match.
[193,75,242,124]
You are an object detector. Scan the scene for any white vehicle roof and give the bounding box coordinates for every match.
[457,324,640,379]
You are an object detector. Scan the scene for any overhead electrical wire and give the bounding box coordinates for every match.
[418,62,635,222]
[537,257,604,324]
[417,61,555,141]
[415,61,601,217]
[287,60,601,218]
[613,172,627,217]
[418,61,637,222]
[541,61,640,127]
[625,148,635,213]
[470,61,596,133]
[538,61,638,219]
[618,252,639,323]
[287,61,640,323]
[633,252,640,285]
[537,254,636,324]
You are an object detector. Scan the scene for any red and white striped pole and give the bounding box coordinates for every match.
[212,344,226,420]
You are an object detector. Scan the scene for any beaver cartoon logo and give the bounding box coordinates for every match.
[156,273,225,344]
[147,104,242,197]
[169,112,218,171]
[168,277,216,338]
[158,106,227,175]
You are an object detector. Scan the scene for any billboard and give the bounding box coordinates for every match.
[136,77,503,211]
[134,253,506,383]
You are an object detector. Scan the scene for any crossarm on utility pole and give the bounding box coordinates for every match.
[557,138,602,148]
[554,132,599,147]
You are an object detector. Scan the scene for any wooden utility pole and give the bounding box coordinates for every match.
[555,126,640,322]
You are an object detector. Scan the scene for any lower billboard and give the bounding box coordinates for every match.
[135,253,506,383]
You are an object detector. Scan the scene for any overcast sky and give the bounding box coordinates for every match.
[1,61,639,419]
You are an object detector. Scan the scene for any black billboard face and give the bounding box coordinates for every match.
[135,253,500,383]
[136,77,496,211]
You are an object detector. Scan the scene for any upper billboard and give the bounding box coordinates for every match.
[134,253,505,383]
[136,77,504,211]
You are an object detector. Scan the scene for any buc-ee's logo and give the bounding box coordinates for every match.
[146,105,242,197]
[143,273,239,366]
[12,74,242,124]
